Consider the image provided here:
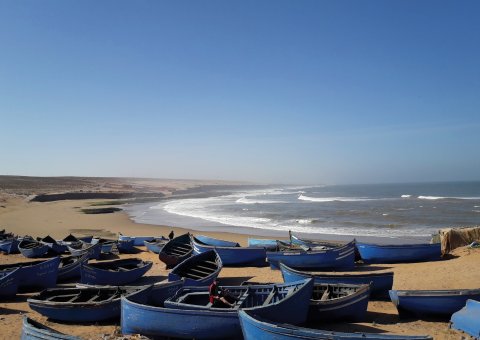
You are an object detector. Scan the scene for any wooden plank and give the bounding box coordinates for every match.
[262,288,277,306]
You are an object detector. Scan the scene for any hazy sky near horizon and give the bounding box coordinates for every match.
[1,1,479,185]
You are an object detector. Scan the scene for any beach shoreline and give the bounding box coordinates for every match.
[0,177,479,339]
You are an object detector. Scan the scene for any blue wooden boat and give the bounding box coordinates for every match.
[0,237,19,254]
[117,239,135,253]
[0,257,60,291]
[267,240,356,270]
[238,309,434,340]
[67,242,101,259]
[194,234,240,247]
[308,282,370,322]
[248,238,278,250]
[0,268,20,298]
[91,238,117,254]
[192,235,267,267]
[19,238,49,258]
[389,289,480,318]
[356,242,441,264]
[57,253,90,282]
[28,286,149,322]
[450,299,480,338]
[159,233,193,269]
[21,316,81,340]
[80,258,152,285]
[144,238,168,253]
[168,250,222,286]
[122,279,313,340]
[119,234,156,246]
[280,262,393,299]
[39,235,68,254]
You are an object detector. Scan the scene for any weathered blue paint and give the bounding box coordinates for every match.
[144,238,168,253]
[195,235,240,247]
[57,253,89,282]
[21,316,81,340]
[247,238,278,250]
[0,256,60,291]
[117,239,135,253]
[0,238,19,254]
[119,235,157,246]
[67,242,102,259]
[19,239,49,258]
[0,268,20,298]
[39,236,68,254]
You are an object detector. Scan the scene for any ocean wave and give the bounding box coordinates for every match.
[418,196,446,200]
[298,194,375,202]
[401,195,412,198]
[235,197,286,204]
[418,195,480,200]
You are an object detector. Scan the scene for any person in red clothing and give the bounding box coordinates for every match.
[209,279,235,308]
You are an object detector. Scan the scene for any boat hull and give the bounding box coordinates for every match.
[168,250,222,286]
[67,242,101,260]
[280,263,393,299]
[122,280,313,340]
[389,289,480,318]
[28,287,149,322]
[238,310,433,340]
[0,238,19,254]
[144,239,167,253]
[0,257,60,291]
[159,233,193,268]
[80,259,152,285]
[19,240,49,258]
[267,241,355,270]
[195,235,240,247]
[247,238,278,250]
[0,268,20,298]
[450,299,480,338]
[308,283,370,322]
[21,316,81,340]
[356,243,441,264]
[192,237,266,267]
[57,254,89,282]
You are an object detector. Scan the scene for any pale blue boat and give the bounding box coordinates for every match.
[144,238,168,253]
[450,299,480,338]
[0,237,19,254]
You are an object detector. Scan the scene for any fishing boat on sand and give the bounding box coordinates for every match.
[19,238,49,258]
[159,233,193,269]
[191,235,266,267]
[122,279,313,339]
[80,258,152,285]
[168,250,222,286]
[21,316,81,340]
[28,286,148,322]
[280,262,393,299]
[238,309,433,340]
[0,257,60,291]
[356,242,441,264]
[389,288,480,318]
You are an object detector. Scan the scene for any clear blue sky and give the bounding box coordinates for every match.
[1,1,479,184]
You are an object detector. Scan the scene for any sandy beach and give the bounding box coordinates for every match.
[0,178,479,339]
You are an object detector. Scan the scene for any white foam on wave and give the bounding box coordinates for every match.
[418,196,445,200]
[298,194,375,202]
[235,197,286,204]
[401,195,411,198]
[418,195,480,200]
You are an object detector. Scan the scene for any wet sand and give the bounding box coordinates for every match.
[1,195,479,339]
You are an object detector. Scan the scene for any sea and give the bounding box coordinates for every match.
[123,181,480,243]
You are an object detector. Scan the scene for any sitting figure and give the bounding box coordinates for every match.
[209,279,236,308]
